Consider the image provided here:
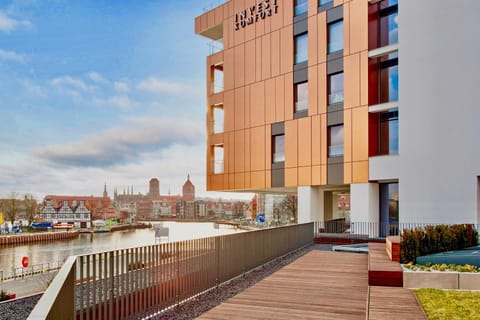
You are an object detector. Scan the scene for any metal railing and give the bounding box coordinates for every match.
[28,223,313,320]
[1,260,65,282]
[314,220,480,239]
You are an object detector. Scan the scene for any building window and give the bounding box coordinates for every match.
[379,52,398,103]
[295,82,308,113]
[328,72,344,105]
[328,20,343,54]
[210,104,224,134]
[319,0,333,6]
[294,0,308,16]
[328,125,344,157]
[379,0,398,47]
[294,33,308,64]
[213,145,224,174]
[211,63,223,94]
[272,134,285,163]
[379,109,398,155]
[379,182,399,237]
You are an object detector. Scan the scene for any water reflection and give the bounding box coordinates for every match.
[0,222,241,272]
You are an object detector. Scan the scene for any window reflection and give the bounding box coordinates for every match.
[294,0,308,16]
[328,72,344,105]
[295,82,308,113]
[295,33,308,64]
[273,135,285,163]
[379,110,398,155]
[379,53,398,103]
[328,125,344,157]
[328,20,343,54]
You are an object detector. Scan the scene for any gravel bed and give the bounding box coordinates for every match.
[0,293,42,320]
[146,244,331,320]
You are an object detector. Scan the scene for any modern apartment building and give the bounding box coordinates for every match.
[195,0,480,231]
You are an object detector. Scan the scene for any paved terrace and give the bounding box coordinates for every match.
[198,250,426,320]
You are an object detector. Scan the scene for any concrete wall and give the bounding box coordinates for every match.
[298,186,323,223]
[398,0,480,224]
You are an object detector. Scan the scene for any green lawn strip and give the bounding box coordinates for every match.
[414,288,480,320]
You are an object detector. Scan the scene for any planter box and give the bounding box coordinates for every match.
[403,268,480,290]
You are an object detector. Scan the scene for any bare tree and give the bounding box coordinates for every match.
[24,194,38,228]
[281,195,298,223]
[5,192,19,225]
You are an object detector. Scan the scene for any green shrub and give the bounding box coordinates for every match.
[400,224,478,264]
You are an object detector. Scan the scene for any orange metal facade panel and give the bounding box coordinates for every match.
[245,40,256,85]
[223,17,232,49]
[227,173,234,189]
[270,1,283,31]
[200,14,208,35]
[320,114,327,165]
[280,26,293,74]
[352,161,369,183]
[271,30,281,77]
[308,16,318,67]
[308,65,318,115]
[265,78,276,125]
[352,106,369,162]
[275,75,285,122]
[344,108,352,162]
[234,44,245,87]
[208,92,224,107]
[285,120,298,168]
[255,38,262,82]
[250,81,265,127]
[214,7,223,25]
[344,162,352,184]
[209,132,224,147]
[244,128,251,172]
[234,87,245,130]
[244,85,251,128]
[344,53,360,109]
[234,173,245,189]
[251,171,266,189]
[245,23,256,45]
[343,2,350,56]
[234,130,245,172]
[264,9,271,34]
[233,0,246,18]
[308,0,317,17]
[265,124,272,170]
[317,62,327,114]
[224,48,234,91]
[311,115,321,166]
[298,166,312,186]
[223,2,232,19]
[360,51,369,106]
[284,72,294,120]
[321,164,327,185]
[334,0,344,7]
[234,23,245,47]
[265,170,271,189]
[317,14,327,64]
[250,126,266,171]
[194,17,201,35]
[283,0,293,25]
[244,170,251,189]
[349,0,368,54]
[223,90,235,132]
[285,168,298,187]
[255,16,265,38]
[312,165,321,186]
[261,34,271,80]
[298,117,312,167]
[211,174,224,191]
[228,132,236,173]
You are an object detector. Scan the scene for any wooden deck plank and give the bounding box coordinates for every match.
[368,286,426,320]
[197,250,369,320]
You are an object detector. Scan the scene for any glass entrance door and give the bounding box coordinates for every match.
[379,182,399,237]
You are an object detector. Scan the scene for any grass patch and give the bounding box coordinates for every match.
[415,288,480,320]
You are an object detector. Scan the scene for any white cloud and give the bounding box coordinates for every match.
[0,11,31,33]
[51,76,93,92]
[0,48,26,63]
[33,116,204,168]
[88,72,109,84]
[19,78,47,98]
[108,95,136,110]
[137,77,201,96]
[114,81,129,93]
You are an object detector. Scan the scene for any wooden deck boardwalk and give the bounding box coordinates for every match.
[368,286,426,320]
[198,250,369,320]
[368,242,403,286]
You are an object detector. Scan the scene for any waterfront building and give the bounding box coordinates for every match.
[195,0,480,232]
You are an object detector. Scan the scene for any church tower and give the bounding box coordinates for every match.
[103,182,108,198]
[182,174,195,201]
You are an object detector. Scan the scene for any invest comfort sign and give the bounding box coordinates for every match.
[234,0,279,31]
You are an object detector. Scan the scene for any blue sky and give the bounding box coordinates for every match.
[0,0,247,200]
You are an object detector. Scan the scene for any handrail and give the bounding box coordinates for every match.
[28,256,77,320]
[28,223,314,320]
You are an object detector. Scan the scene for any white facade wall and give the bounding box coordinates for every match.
[298,186,323,223]
[398,0,480,224]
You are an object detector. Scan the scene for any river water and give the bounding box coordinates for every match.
[0,222,242,276]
